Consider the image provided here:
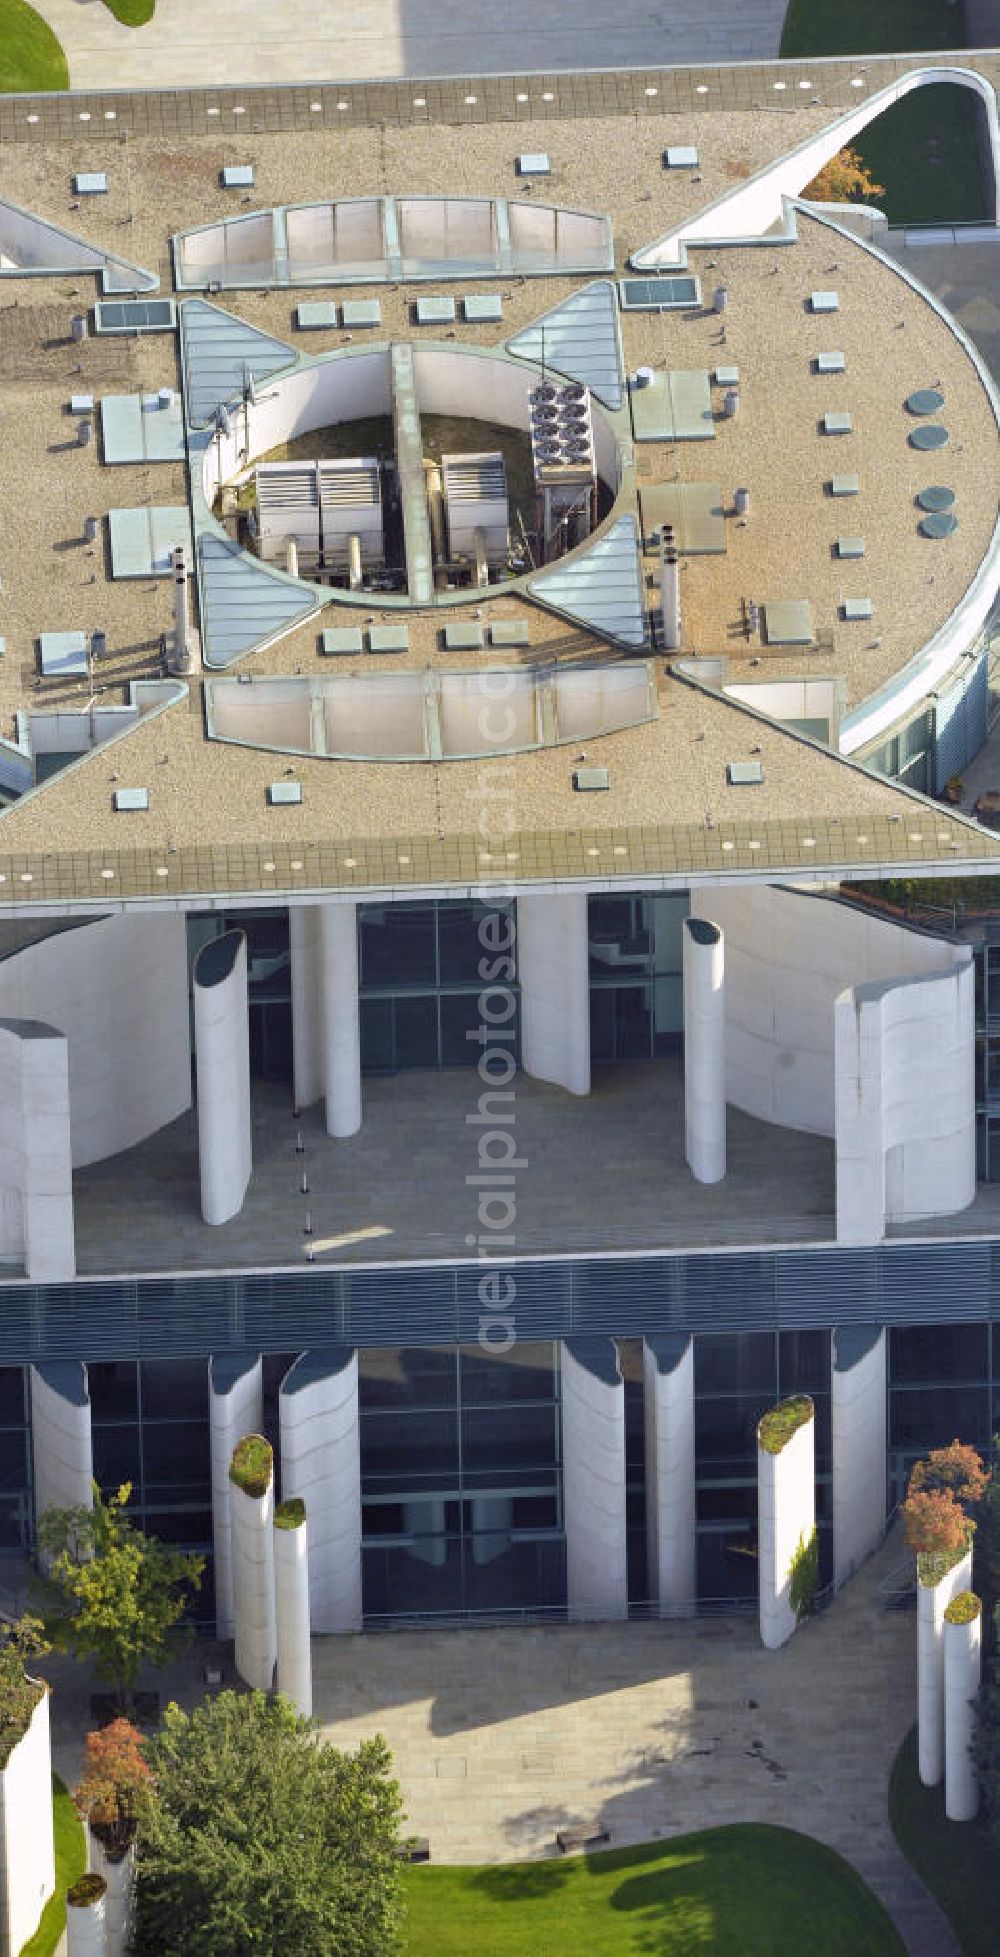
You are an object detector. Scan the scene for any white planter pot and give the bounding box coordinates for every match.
[944,1603,982,1822]
[89,1835,134,1957]
[0,1685,55,1957]
[757,1407,815,1650]
[66,1880,107,1957]
[917,1546,973,1787]
[230,1454,276,1694]
[275,1511,312,1717]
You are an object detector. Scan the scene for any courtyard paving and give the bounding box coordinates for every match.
[26,0,789,94]
[314,1529,958,1957]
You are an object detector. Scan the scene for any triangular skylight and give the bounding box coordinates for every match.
[506,281,624,409]
[0,195,157,293]
[528,515,646,646]
[197,534,319,668]
[180,299,295,428]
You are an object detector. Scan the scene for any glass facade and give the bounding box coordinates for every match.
[975,941,1000,1180]
[359,900,519,1073]
[359,1343,565,1617]
[88,1358,215,1621]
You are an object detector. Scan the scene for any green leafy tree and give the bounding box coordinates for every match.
[133,1691,404,1957]
[37,1482,203,1705]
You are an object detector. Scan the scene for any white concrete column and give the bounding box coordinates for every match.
[279,1350,362,1633]
[229,1437,276,1693]
[517,893,591,1097]
[0,1020,75,1279]
[30,1363,93,1557]
[318,904,361,1139]
[682,918,726,1184]
[289,905,324,1114]
[643,1334,696,1614]
[0,1688,55,1957]
[274,1502,312,1718]
[89,1837,134,1957]
[66,1878,107,1957]
[831,1326,886,1586]
[193,931,252,1226]
[560,1338,627,1620]
[757,1399,815,1651]
[944,1594,982,1822]
[209,1354,263,1640]
[918,1545,973,1787]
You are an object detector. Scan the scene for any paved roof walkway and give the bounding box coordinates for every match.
[26,0,787,92]
[315,1528,959,1957]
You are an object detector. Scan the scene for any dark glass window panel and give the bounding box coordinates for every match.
[697,1485,758,1524]
[361,1409,460,1489]
[360,907,435,988]
[589,896,635,944]
[890,1325,988,1386]
[141,1360,207,1422]
[360,998,394,1073]
[91,1424,141,1491]
[696,1333,776,1397]
[461,1406,558,1487]
[462,1536,564,1613]
[362,1502,406,1538]
[0,1492,28,1549]
[139,1507,212,1548]
[141,1421,211,1489]
[394,994,438,1069]
[615,986,652,1060]
[0,1429,27,1492]
[440,992,484,1067]
[778,1331,830,1396]
[695,1394,774,1476]
[589,987,615,1062]
[362,1540,464,1615]
[223,910,288,959]
[696,1526,757,1603]
[459,1344,556,1405]
[87,1363,139,1422]
[890,1386,990,1452]
[359,1348,457,1410]
[0,1369,25,1427]
[510,1493,558,1530]
[437,902,481,984]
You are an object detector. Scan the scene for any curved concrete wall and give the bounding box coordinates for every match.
[944,1605,982,1822]
[757,1407,815,1651]
[0,1687,54,1957]
[691,884,970,1138]
[831,1327,886,1586]
[209,1354,263,1639]
[194,931,252,1226]
[835,964,975,1243]
[518,893,591,1097]
[275,1513,312,1717]
[66,1884,106,1957]
[231,1462,276,1694]
[279,1349,362,1633]
[0,1023,74,1280]
[319,904,361,1140]
[561,1338,627,1620]
[643,1334,696,1614]
[917,1545,973,1787]
[30,1363,92,1550]
[682,917,726,1184]
[0,913,190,1170]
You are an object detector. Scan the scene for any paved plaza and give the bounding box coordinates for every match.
[27,0,788,93]
[314,1531,958,1956]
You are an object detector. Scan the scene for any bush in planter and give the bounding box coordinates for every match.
[67,1874,106,1907]
[908,1442,989,1511]
[0,1614,49,1769]
[36,1482,204,1710]
[228,1436,272,1500]
[75,1719,152,1857]
[789,1528,820,1622]
[905,1489,972,1561]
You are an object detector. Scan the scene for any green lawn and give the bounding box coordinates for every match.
[781,0,966,56]
[404,1824,906,1956]
[0,0,68,91]
[889,1726,1000,1957]
[21,1775,87,1957]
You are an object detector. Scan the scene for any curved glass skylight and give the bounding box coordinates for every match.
[205,663,655,761]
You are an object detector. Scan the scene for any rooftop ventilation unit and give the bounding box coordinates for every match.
[528,380,597,563]
[441,452,509,569]
[254,458,384,582]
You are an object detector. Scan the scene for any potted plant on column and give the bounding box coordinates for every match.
[75,1718,152,1957]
